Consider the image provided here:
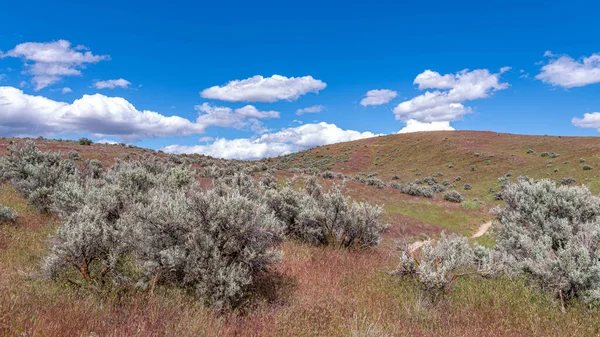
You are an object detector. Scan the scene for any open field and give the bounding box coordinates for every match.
[2,133,600,336]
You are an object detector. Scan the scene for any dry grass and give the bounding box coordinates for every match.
[3,133,600,336]
[2,181,600,337]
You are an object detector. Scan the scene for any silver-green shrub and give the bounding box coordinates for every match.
[265,177,386,249]
[0,205,18,223]
[394,233,495,302]
[494,178,600,309]
[401,184,434,198]
[128,184,283,311]
[443,190,464,203]
[0,141,78,211]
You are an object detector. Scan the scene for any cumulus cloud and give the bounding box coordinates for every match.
[360,89,398,106]
[163,122,378,160]
[94,78,131,89]
[61,87,72,94]
[398,119,455,133]
[200,74,327,102]
[393,68,508,124]
[96,139,119,145]
[0,86,205,140]
[536,51,600,88]
[195,103,279,133]
[0,40,109,90]
[296,104,325,115]
[572,112,600,132]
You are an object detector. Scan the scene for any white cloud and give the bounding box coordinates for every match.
[164,122,378,160]
[0,86,205,141]
[96,139,119,145]
[398,119,455,133]
[0,40,109,90]
[296,104,325,115]
[393,68,508,124]
[61,87,72,94]
[0,87,287,140]
[536,51,600,88]
[198,136,214,142]
[94,78,131,89]
[195,103,279,133]
[360,89,398,106]
[0,74,5,82]
[200,74,327,102]
[572,112,600,132]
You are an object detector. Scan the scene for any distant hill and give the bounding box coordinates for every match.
[265,131,600,199]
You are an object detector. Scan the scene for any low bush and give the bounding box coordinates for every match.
[0,141,78,211]
[0,205,18,223]
[394,233,495,303]
[463,184,472,190]
[583,165,593,170]
[495,178,600,310]
[78,137,93,146]
[365,177,385,189]
[561,177,576,185]
[269,177,387,249]
[443,190,464,203]
[401,184,434,198]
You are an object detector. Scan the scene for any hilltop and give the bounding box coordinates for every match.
[267,130,600,197]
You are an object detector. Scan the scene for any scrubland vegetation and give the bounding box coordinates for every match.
[2,132,600,336]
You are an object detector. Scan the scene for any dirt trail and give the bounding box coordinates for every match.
[408,220,492,253]
[471,221,492,238]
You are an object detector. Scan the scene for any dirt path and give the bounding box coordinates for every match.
[408,220,492,252]
[471,221,492,238]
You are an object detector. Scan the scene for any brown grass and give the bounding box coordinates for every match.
[2,133,600,336]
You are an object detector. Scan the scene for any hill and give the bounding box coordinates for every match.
[2,133,600,336]
[268,131,600,197]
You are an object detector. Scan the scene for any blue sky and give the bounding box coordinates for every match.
[1,0,600,159]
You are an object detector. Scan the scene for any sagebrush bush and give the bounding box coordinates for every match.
[68,151,82,161]
[561,177,576,185]
[265,177,387,249]
[401,184,434,198]
[44,161,282,311]
[394,233,495,303]
[443,190,464,203]
[365,177,385,189]
[463,184,472,190]
[129,185,284,311]
[583,165,593,171]
[495,178,600,309]
[0,141,78,211]
[431,184,446,193]
[0,205,18,223]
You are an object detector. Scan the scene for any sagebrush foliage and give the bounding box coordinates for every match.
[443,190,464,203]
[266,177,387,248]
[0,205,18,223]
[394,233,495,302]
[0,141,77,211]
[4,142,386,311]
[494,178,600,308]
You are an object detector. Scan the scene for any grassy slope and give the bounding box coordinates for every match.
[2,133,600,336]
[269,131,600,238]
[269,130,600,196]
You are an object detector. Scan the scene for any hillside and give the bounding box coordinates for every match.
[268,130,600,197]
[2,133,600,336]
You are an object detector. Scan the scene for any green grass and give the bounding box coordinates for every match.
[385,201,486,236]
